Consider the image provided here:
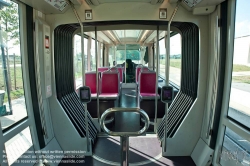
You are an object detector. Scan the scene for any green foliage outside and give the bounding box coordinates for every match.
[0,67,24,102]
[0,2,19,45]
[0,2,23,103]
[232,76,250,84]
[233,64,250,72]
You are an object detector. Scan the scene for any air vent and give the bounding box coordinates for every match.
[151,0,164,5]
[85,0,94,5]
[85,0,100,5]
[183,0,202,8]
[157,0,164,3]
[44,0,68,11]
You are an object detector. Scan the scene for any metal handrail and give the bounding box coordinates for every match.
[100,107,150,136]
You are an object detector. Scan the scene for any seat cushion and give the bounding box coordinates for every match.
[91,93,97,99]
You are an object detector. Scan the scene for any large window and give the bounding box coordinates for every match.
[74,35,82,88]
[159,33,182,86]
[169,34,181,86]
[220,1,250,165]
[0,2,28,130]
[74,35,105,88]
[228,0,250,128]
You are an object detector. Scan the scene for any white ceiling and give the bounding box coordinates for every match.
[18,0,225,14]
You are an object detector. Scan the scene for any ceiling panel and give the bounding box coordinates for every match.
[114,30,141,38]
[19,0,70,14]
[195,0,225,7]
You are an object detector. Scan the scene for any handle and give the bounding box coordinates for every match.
[100,107,150,136]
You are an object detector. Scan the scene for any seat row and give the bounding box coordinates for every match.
[85,66,161,119]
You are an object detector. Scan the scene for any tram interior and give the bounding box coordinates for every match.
[1,0,249,166]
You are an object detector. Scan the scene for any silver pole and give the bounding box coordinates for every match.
[120,136,129,166]
[67,0,89,152]
[124,44,126,83]
[164,1,181,152]
[154,26,159,130]
[114,46,116,66]
[95,27,100,122]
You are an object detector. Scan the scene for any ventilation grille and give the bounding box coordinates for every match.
[183,0,202,8]
[44,0,68,11]
[85,0,94,5]
[157,0,164,3]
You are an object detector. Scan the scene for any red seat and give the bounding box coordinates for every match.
[136,66,149,84]
[85,72,98,98]
[99,71,119,100]
[98,67,109,73]
[139,71,159,100]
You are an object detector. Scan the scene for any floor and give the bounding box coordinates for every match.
[59,88,196,166]
[59,136,196,166]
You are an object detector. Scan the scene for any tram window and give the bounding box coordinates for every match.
[90,39,96,71]
[74,35,85,88]
[169,34,181,86]
[159,38,166,76]
[4,127,33,165]
[159,33,181,87]
[227,0,250,128]
[109,46,115,67]
[0,2,29,130]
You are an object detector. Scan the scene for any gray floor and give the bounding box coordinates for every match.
[59,136,196,166]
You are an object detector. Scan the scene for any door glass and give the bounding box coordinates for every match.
[4,127,34,165]
[220,127,250,165]
[228,0,250,128]
[0,2,28,130]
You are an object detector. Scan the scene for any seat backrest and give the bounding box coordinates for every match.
[117,67,124,83]
[139,72,156,94]
[136,66,149,83]
[85,72,97,94]
[101,71,119,94]
[98,67,109,73]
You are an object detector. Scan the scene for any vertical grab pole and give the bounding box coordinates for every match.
[95,27,100,122]
[120,136,129,166]
[81,24,90,152]
[124,40,126,83]
[164,1,180,152]
[154,26,159,130]
[66,0,89,152]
